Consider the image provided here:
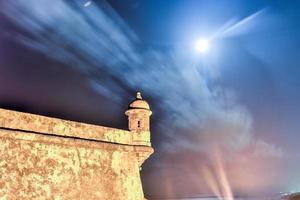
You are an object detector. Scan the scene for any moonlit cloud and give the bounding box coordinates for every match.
[213,8,268,39]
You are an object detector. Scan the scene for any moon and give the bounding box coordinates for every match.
[195,38,210,53]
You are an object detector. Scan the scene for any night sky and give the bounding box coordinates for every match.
[1,0,300,198]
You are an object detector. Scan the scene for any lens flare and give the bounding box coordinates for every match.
[84,1,92,7]
[203,148,234,200]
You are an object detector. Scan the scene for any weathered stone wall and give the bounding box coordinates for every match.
[0,109,153,200]
[0,108,133,145]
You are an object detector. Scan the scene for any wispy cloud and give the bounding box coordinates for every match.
[212,8,268,40]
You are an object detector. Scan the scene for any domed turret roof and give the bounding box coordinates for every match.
[128,92,150,110]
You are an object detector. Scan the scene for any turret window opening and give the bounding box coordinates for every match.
[137,120,141,128]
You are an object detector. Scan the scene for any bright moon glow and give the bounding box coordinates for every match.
[195,38,210,53]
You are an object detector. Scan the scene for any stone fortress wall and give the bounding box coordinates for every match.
[0,92,153,200]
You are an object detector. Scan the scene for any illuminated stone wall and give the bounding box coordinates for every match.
[0,108,153,200]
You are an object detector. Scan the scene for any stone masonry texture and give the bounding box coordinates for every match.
[0,108,153,200]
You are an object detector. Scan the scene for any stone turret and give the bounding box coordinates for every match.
[125,92,152,146]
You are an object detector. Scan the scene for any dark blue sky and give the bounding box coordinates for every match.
[111,0,300,147]
[0,0,300,198]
